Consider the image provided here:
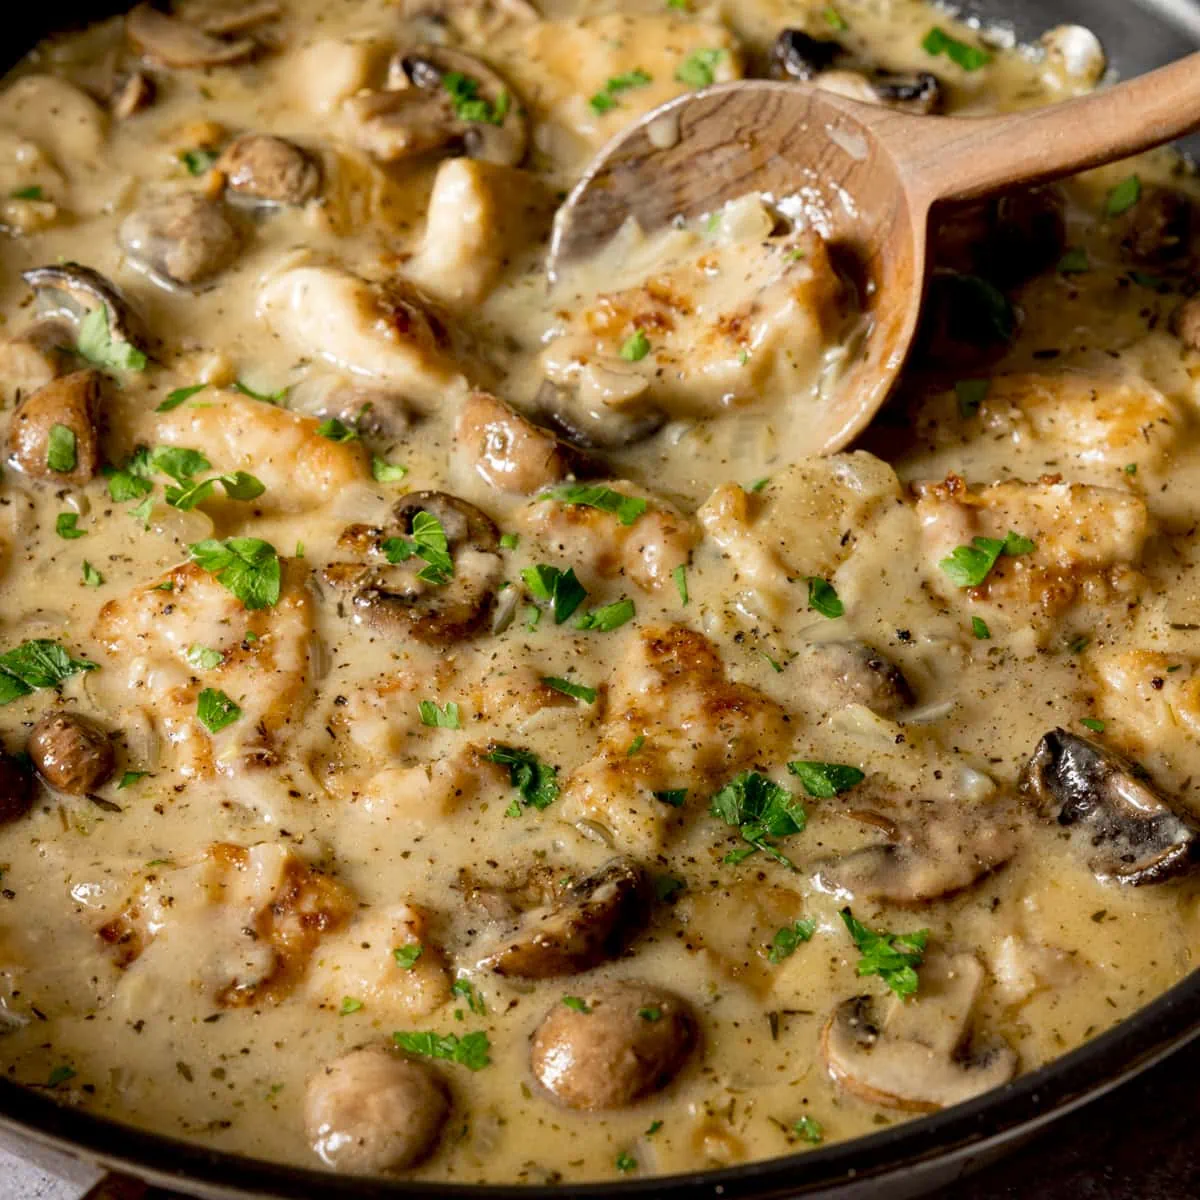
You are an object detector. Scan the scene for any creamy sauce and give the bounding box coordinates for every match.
[0,0,1199,1186]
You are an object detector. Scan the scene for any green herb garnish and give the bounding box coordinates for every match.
[538,483,648,526]
[0,639,97,705]
[383,511,453,586]
[394,1029,491,1071]
[922,26,991,70]
[590,68,653,114]
[78,304,146,373]
[786,761,864,799]
[710,770,807,868]
[1105,174,1141,218]
[840,907,928,999]
[197,687,241,734]
[46,425,77,474]
[675,47,724,87]
[394,943,423,970]
[543,676,597,704]
[939,530,1035,589]
[522,564,587,623]
[190,538,281,610]
[767,919,817,964]
[574,597,635,632]
[486,744,559,813]
[418,700,461,729]
[55,512,85,539]
[805,576,843,618]
[156,384,207,412]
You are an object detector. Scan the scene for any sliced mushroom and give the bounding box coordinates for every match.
[822,953,1017,1112]
[454,391,575,495]
[343,46,526,167]
[815,803,1020,905]
[797,641,914,718]
[534,379,665,452]
[767,30,843,80]
[322,492,502,645]
[217,134,321,207]
[0,322,76,404]
[176,0,281,35]
[27,710,115,795]
[530,980,696,1110]
[111,71,156,120]
[1019,728,1200,885]
[1113,184,1194,265]
[23,262,147,354]
[118,193,243,289]
[476,857,646,978]
[304,1046,449,1175]
[126,3,258,69]
[288,376,414,440]
[0,752,33,825]
[7,370,103,486]
[933,187,1067,286]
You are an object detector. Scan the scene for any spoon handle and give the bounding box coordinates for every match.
[894,52,1200,207]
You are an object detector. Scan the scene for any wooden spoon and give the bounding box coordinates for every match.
[548,54,1200,456]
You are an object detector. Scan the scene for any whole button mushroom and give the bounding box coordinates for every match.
[217,134,321,207]
[27,710,115,795]
[6,370,103,486]
[0,752,33,824]
[530,980,696,1110]
[304,1046,449,1175]
[118,193,243,289]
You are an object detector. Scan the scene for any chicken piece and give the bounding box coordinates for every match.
[1085,648,1200,754]
[543,225,846,420]
[307,902,451,1018]
[0,76,108,170]
[148,390,367,512]
[348,749,500,828]
[94,559,314,781]
[915,474,1150,619]
[562,625,791,854]
[290,36,393,116]
[99,842,356,1007]
[406,158,553,306]
[699,453,903,617]
[989,934,1080,1006]
[454,391,572,495]
[256,263,471,408]
[519,480,697,593]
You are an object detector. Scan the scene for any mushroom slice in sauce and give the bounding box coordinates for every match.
[344,46,526,167]
[26,710,115,795]
[476,856,647,978]
[1019,728,1200,885]
[821,953,1017,1112]
[6,369,103,486]
[797,640,914,718]
[454,390,575,495]
[533,378,665,452]
[305,1045,449,1174]
[0,752,33,825]
[23,262,148,355]
[125,3,259,69]
[322,491,503,645]
[530,979,696,1110]
[217,134,322,207]
[118,193,243,289]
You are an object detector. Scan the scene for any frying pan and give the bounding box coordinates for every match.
[2,2,1200,1197]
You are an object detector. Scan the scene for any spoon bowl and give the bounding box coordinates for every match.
[548,57,1200,455]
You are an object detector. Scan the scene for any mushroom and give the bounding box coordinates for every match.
[797,641,914,718]
[304,1046,449,1175]
[915,269,1016,370]
[322,492,503,645]
[216,134,321,207]
[7,370,103,487]
[767,29,942,115]
[454,391,575,496]
[118,193,243,289]
[933,187,1067,286]
[533,379,666,452]
[176,0,281,34]
[476,857,646,978]
[1019,728,1200,885]
[814,803,1020,905]
[343,46,526,167]
[530,980,696,1110]
[288,376,414,440]
[111,71,157,120]
[1172,296,1200,351]
[821,953,1017,1112]
[1113,184,1194,265]
[27,710,115,795]
[0,752,33,825]
[1041,24,1107,87]
[24,263,148,356]
[126,3,258,69]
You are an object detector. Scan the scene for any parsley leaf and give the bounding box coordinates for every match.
[81,561,103,587]
[805,576,843,618]
[394,943,423,970]
[1057,247,1090,275]
[117,770,147,789]
[156,383,207,412]
[675,47,724,87]
[215,471,266,501]
[150,446,210,484]
[197,688,241,733]
[486,744,559,812]
[47,425,77,474]
[1081,716,1106,733]
[186,645,224,671]
[383,511,454,586]
[562,995,591,1013]
[575,597,635,631]
[619,329,651,361]
[78,304,146,373]
[521,564,587,624]
[11,185,44,200]
[418,700,461,729]
[55,512,85,539]
[233,379,288,405]
[794,1115,824,1144]
[538,483,648,527]
[921,26,991,70]
[615,1151,638,1174]
[372,455,408,483]
[339,996,364,1016]
[451,977,486,1015]
[709,770,807,868]
[317,417,359,443]
[46,1065,76,1088]
[590,68,653,114]
[1105,174,1141,218]
[786,761,864,799]
[673,564,689,606]
[189,537,281,610]
[0,639,98,705]
[655,788,688,807]
[955,378,990,418]
[106,447,154,502]
[840,907,929,999]
[179,147,218,175]
[939,530,1036,589]
[543,676,597,703]
[443,72,510,125]
[767,919,817,963]
[823,6,848,30]
[972,615,991,640]
[394,1029,491,1071]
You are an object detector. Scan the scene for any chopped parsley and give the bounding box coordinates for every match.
[55,512,85,539]
[499,531,519,550]
[156,383,207,412]
[190,537,281,610]
[1057,247,1090,275]
[543,676,597,703]
[11,185,44,200]
[0,639,97,705]
[615,1151,638,1174]
[971,616,991,640]
[654,874,685,901]
[538,483,648,527]
[675,47,724,87]
[443,72,510,125]
[233,379,289,405]
[383,511,454,586]
[646,1119,664,1136]
[562,995,591,1013]
[1081,716,1106,733]
[955,378,990,418]
[316,417,359,443]
[451,977,486,1015]
[339,996,364,1016]
[840,908,928,999]
[655,788,688,807]
[748,477,770,493]
[619,329,651,361]
[939,530,1035,589]
[590,68,653,114]
[46,1065,76,1088]
[673,564,689,606]
[921,26,991,70]
[486,744,559,814]
[106,448,154,502]
[1068,635,1091,654]
[639,1006,663,1022]
[794,1115,824,1145]
[786,761,864,799]
[805,576,843,619]
[371,455,408,483]
[118,770,148,789]
[81,561,103,587]
[627,734,646,757]
[394,943,423,970]
[1105,174,1141,218]
[46,425,77,474]
[179,147,218,175]
[394,1029,491,1071]
[151,446,210,483]
[522,564,587,623]
[186,644,224,671]
[78,304,146,373]
[166,470,265,512]
[823,6,848,30]
[709,770,807,868]
[197,688,241,734]
[575,597,635,632]
[767,918,817,964]
[418,700,461,729]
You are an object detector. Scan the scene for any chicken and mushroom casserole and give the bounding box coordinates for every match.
[1,0,1199,1185]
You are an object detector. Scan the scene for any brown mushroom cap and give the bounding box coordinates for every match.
[530,980,696,1110]
[27,710,115,796]
[797,640,914,718]
[304,1046,449,1175]
[217,134,321,207]
[0,752,34,825]
[23,262,147,354]
[7,370,103,487]
[1172,297,1200,352]
[454,391,574,496]
[118,193,243,289]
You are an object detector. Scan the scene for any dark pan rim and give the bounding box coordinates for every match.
[3,961,1200,1199]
